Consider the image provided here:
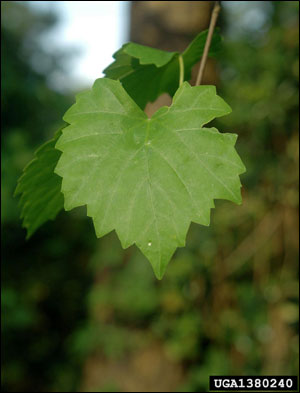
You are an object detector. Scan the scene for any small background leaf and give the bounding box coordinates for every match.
[123,43,177,67]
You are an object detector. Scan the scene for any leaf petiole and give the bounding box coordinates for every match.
[178,55,184,87]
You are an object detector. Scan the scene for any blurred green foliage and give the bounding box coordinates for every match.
[1,1,299,392]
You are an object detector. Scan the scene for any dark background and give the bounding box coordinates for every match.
[1,1,299,392]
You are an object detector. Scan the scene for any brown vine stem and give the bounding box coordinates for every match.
[195,1,221,86]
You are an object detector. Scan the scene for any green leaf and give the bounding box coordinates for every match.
[15,129,64,239]
[103,29,222,109]
[121,43,177,67]
[55,78,245,279]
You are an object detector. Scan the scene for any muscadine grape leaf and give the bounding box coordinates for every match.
[14,129,64,239]
[54,78,245,279]
[103,29,221,109]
